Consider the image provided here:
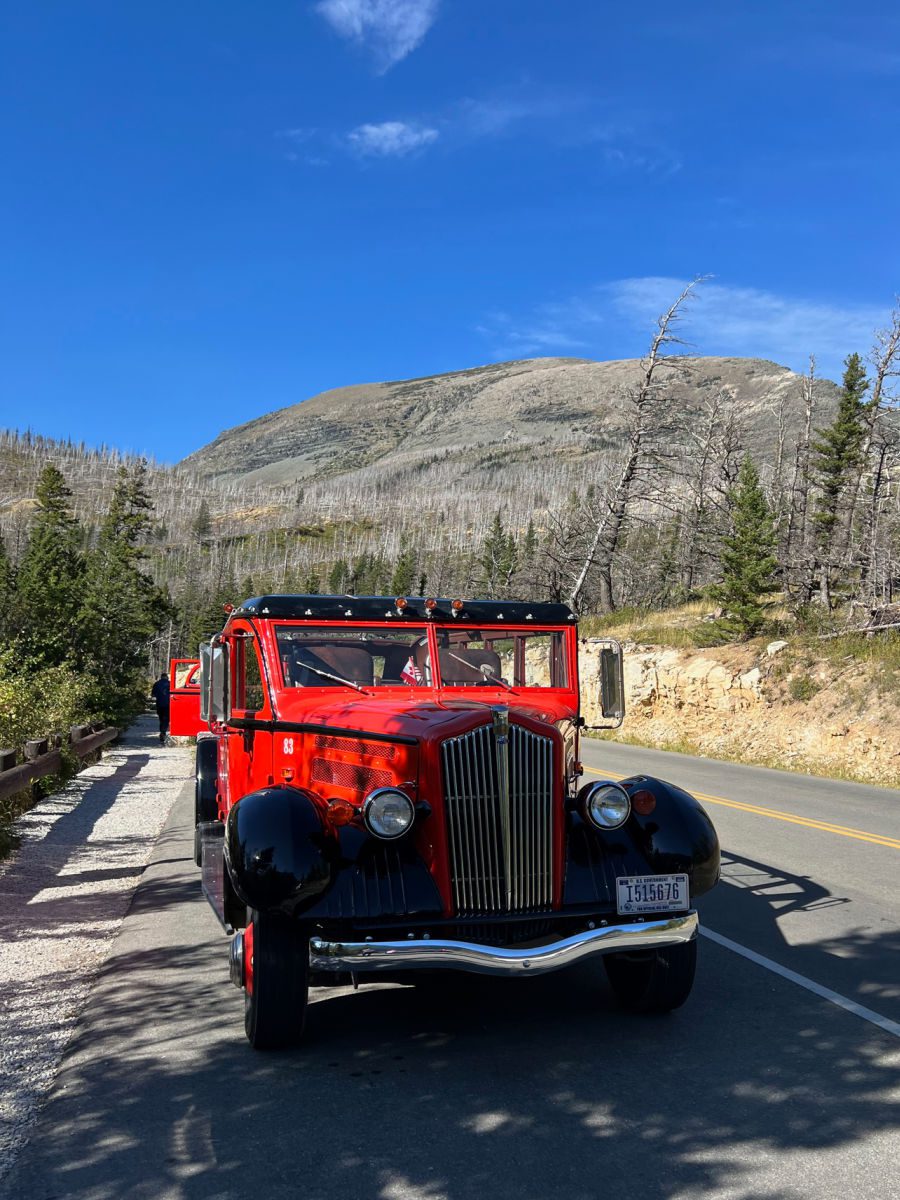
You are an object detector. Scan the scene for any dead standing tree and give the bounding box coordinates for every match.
[568,278,703,613]
[846,305,900,585]
[782,356,818,606]
[678,386,745,593]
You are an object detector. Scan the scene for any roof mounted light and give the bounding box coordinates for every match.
[451,599,464,618]
[424,598,437,610]
[395,597,408,612]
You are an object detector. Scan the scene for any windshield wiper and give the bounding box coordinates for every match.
[296,661,369,694]
[479,663,514,691]
[445,651,514,691]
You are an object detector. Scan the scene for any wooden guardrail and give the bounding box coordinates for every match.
[0,725,118,804]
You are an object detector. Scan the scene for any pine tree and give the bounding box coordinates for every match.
[479,511,518,598]
[78,465,170,722]
[13,464,86,666]
[712,456,779,638]
[328,559,348,594]
[192,499,212,544]
[522,520,537,563]
[0,535,14,642]
[810,353,869,607]
[390,544,417,596]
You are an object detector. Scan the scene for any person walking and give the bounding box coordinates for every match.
[151,671,171,744]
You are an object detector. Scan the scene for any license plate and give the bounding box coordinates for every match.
[616,873,689,915]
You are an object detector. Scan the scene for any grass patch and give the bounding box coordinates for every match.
[630,623,709,649]
[788,673,820,702]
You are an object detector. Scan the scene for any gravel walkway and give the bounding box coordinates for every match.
[0,716,192,1184]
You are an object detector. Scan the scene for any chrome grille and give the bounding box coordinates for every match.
[441,721,554,914]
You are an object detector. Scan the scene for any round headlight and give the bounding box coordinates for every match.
[363,788,415,840]
[582,782,631,830]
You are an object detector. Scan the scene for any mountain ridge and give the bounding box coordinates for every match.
[182,355,836,487]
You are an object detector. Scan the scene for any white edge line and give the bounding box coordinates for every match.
[700,926,900,1040]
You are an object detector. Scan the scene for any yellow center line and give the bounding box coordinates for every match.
[583,766,900,850]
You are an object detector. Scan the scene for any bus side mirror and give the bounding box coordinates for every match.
[200,639,228,723]
[582,638,625,729]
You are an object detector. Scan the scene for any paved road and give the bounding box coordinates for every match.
[3,746,900,1200]
[581,740,900,1030]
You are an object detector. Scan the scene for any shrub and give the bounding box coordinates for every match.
[0,650,95,857]
[788,673,820,702]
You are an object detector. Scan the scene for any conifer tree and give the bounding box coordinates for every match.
[479,511,518,598]
[522,520,537,563]
[14,464,85,666]
[78,464,170,721]
[810,352,869,606]
[390,544,417,596]
[712,456,779,638]
[0,535,14,642]
[328,559,348,594]
[192,500,213,544]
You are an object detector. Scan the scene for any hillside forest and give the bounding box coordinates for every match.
[1,287,899,789]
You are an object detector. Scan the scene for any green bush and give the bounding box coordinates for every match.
[0,650,95,857]
[788,673,820,702]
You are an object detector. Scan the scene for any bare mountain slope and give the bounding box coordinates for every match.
[183,356,835,485]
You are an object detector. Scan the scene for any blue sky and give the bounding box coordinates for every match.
[2,1,898,461]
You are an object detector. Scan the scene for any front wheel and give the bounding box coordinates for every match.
[243,909,310,1050]
[194,737,218,866]
[604,939,697,1013]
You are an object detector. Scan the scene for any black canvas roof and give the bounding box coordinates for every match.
[235,595,577,625]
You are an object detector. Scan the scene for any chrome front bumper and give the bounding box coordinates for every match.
[309,911,698,978]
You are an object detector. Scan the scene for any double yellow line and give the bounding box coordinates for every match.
[584,766,900,850]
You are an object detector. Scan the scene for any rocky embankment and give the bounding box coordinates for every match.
[580,638,900,786]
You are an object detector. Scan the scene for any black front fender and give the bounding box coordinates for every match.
[224,787,335,917]
[564,775,720,908]
[624,775,721,895]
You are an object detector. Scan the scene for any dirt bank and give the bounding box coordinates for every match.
[580,637,900,786]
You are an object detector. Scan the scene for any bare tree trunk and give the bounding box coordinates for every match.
[568,278,702,613]
[784,357,816,605]
[859,434,895,599]
[842,305,900,571]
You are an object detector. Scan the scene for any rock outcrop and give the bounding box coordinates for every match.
[580,639,900,786]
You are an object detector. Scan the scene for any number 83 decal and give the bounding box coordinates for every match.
[283,737,295,755]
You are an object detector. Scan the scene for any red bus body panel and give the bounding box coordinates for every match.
[169,658,204,737]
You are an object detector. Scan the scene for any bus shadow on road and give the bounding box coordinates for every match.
[703,847,899,1017]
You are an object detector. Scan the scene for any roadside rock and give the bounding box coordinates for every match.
[579,639,899,786]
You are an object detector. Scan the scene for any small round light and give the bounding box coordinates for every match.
[326,798,357,828]
[395,596,408,611]
[363,788,415,840]
[581,782,631,830]
[424,598,437,611]
[451,599,464,612]
[632,789,657,816]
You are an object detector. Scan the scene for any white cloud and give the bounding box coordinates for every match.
[478,278,887,381]
[346,119,438,156]
[315,0,440,71]
[608,278,884,374]
[455,94,577,137]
